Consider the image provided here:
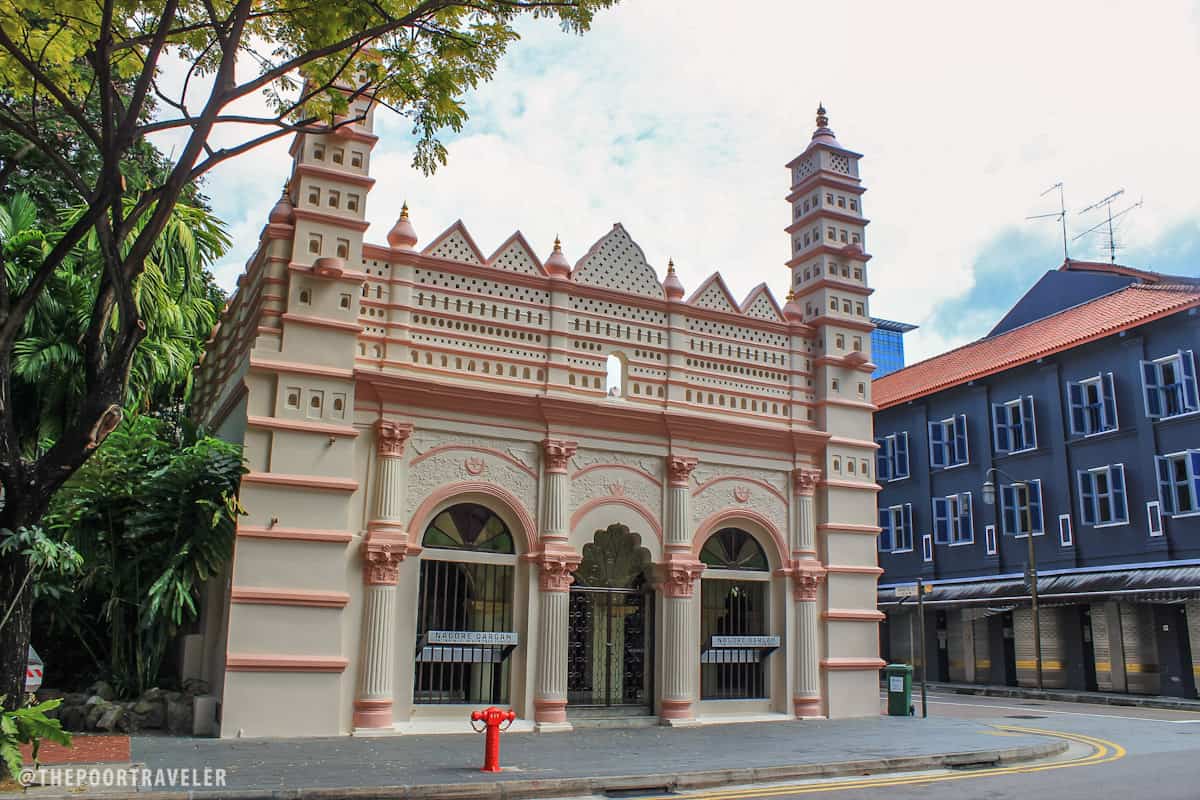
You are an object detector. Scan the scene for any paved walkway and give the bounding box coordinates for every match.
[925,681,1200,711]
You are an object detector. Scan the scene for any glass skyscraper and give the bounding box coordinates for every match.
[871,318,917,378]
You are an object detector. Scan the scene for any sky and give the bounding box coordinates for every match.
[172,0,1200,363]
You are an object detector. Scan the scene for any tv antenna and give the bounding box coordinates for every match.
[1026,182,1069,261]
[1072,189,1143,263]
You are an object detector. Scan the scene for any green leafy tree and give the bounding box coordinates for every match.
[0,0,617,707]
[0,697,71,781]
[39,415,244,697]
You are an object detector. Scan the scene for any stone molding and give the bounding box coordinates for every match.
[377,420,413,458]
[542,438,578,474]
[790,560,826,601]
[533,545,582,592]
[793,468,822,496]
[667,455,698,488]
[659,555,706,598]
[362,534,408,586]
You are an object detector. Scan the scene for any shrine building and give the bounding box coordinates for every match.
[190,104,883,737]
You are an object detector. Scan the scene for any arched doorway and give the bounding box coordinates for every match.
[567,524,654,712]
[699,527,771,699]
[413,503,518,705]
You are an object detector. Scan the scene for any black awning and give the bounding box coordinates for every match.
[879,565,1200,608]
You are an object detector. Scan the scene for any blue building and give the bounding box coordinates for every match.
[873,260,1200,698]
[870,317,917,378]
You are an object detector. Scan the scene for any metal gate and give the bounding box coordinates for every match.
[567,585,653,707]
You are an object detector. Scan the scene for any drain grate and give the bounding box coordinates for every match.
[1004,714,1047,719]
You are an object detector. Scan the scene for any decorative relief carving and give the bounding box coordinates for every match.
[790,561,826,602]
[793,468,822,495]
[535,546,582,592]
[570,467,661,521]
[667,455,698,487]
[733,486,751,504]
[571,451,660,482]
[376,421,413,458]
[693,464,787,496]
[542,439,578,474]
[463,457,486,476]
[658,556,706,598]
[404,433,538,522]
[363,540,406,585]
[691,475,787,533]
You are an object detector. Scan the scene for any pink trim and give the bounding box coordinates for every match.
[824,564,884,575]
[820,480,881,493]
[288,260,371,284]
[281,312,364,333]
[570,497,663,544]
[534,698,567,724]
[231,588,351,608]
[571,463,662,486]
[247,415,359,438]
[242,472,359,492]
[660,699,693,720]
[820,657,886,671]
[226,654,349,672]
[421,219,488,264]
[237,525,353,543]
[693,475,787,506]
[291,206,370,232]
[294,162,376,188]
[793,696,823,717]
[685,271,742,311]
[353,699,394,729]
[486,230,548,276]
[410,444,537,479]
[691,508,788,568]
[738,282,786,320]
[250,356,354,380]
[817,522,883,534]
[826,435,880,449]
[407,481,537,554]
[822,609,886,621]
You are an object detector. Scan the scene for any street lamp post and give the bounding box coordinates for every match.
[982,468,1043,691]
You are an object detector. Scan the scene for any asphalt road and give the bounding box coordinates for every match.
[658,691,1200,800]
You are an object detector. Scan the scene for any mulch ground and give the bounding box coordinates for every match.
[21,734,131,765]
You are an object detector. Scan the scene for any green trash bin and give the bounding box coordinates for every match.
[884,663,913,716]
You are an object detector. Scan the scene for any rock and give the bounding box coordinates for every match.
[36,688,65,703]
[95,704,125,732]
[163,690,184,704]
[130,698,165,730]
[85,700,112,730]
[86,681,115,701]
[64,692,87,706]
[165,698,193,736]
[141,687,165,703]
[84,694,104,706]
[182,679,209,696]
[58,704,88,732]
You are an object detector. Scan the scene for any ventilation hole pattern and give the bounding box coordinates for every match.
[414,270,550,305]
[830,154,850,175]
[427,230,482,264]
[744,293,783,321]
[792,156,816,184]
[491,242,541,275]
[693,282,738,312]
[571,226,665,299]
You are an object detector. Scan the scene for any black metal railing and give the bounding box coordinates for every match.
[701,579,768,699]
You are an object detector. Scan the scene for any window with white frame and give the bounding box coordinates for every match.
[1156,450,1200,516]
[984,524,997,555]
[877,504,914,553]
[921,534,933,562]
[1067,374,1118,436]
[933,492,974,544]
[1142,350,1198,419]
[875,432,910,481]
[1078,464,1128,526]
[1147,502,1164,536]
[1058,514,1073,546]
[992,396,1037,454]
[929,414,969,468]
[1000,480,1044,536]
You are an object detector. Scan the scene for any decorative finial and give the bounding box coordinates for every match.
[553,235,562,252]
[668,258,675,274]
[816,103,828,129]
[786,289,796,301]
[281,181,290,197]
[400,201,409,219]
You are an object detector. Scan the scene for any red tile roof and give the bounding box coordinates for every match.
[873,283,1200,409]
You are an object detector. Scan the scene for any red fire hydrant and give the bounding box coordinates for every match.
[470,706,516,772]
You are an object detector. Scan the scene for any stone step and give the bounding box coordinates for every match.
[567,715,660,729]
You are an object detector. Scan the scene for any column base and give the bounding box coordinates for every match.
[659,698,695,723]
[534,698,568,725]
[793,696,824,718]
[352,698,394,729]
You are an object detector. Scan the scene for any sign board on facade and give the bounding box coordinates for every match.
[417,646,507,664]
[893,584,932,598]
[709,635,781,649]
[425,630,518,646]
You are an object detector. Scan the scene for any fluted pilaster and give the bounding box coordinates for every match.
[535,439,580,729]
[661,455,702,724]
[792,469,821,557]
[791,562,825,718]
[543,470,568,538]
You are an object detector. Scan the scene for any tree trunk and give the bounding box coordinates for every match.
[0,488,46,710]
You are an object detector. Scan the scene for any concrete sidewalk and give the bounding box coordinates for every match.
[925,681,1200,711]
[7,715,1066,799]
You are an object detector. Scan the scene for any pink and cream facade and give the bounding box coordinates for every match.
[192,105,883,737]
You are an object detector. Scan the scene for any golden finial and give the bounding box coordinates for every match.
[553,235,562,252]
[668,258,675,274]
[816,103,828,129]
[400,201,409,219]
[786,289,796,301]
[281,181,290,197]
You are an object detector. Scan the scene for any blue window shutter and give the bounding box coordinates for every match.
[1068,382,1085,434]
[955,414,969,465]
[1079,471,1096,525]
[1001,485,1017,534]
[1189,451,1200,513]
[1021,396,1036,450]
[1182,351,1198,412]
[929,421,945,468]
[878,508,892,552]
[1143,361,1162,417]
[1102,373,1118,430]
[876,438,891,481]
[896,433,910,478]
[960,493,973,541]
[1111,465,1127,522]
[1157,456,1176,515]
[903,504,914,549]
[992,404,1008,452]
[932,497,949,544]
[1029,481,1043,534]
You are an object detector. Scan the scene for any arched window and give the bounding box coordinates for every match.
[415,504,517,705]
[605,353,626,397]
[699,528,770,700]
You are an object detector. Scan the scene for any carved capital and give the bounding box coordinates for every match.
[667,455,699,488]
[542,439,578,474]
[659,555,706,598]
[363,535,408,586]
[376,420,414,458]
[535,546,582,592]
[793,468,822,496]
[790,560,826,602]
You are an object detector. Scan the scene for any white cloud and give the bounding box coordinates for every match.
[181,0,1200,364]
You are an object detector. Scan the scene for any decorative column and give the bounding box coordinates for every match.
[660,455,705,724]
[533,438,581,731]
[791,468,826,718]
[353,421,413,730]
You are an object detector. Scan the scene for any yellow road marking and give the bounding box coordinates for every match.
[644,726,1125,799]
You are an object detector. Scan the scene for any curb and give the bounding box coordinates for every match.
[14,740,1067,800]
[928,683,1200,712]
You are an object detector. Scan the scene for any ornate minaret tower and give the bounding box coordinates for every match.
[786,104,874,407]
